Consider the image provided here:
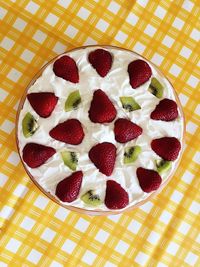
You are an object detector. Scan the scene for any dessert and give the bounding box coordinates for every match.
[16,46,184,213]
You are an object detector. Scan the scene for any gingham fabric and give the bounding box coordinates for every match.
[0,0,200,266]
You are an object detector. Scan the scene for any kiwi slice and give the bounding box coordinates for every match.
[120,97,141,112]
[148,77,164,99]
[81,190,102,206]
[156,159,172,174]
[61,151,78,171]
[22,112,38,138]
[65,90,81,112]
[124,146,141,164]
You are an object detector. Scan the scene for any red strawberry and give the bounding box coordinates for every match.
[136,167,162,193]
[114,118,143,143]
[27,92,58,118]
[49,119,84,145]
[22,143,56,168]
[55,171,83,202]
[105,180,129,209]
[89,142,116,176]
[88,49,112,77]
[53,55,79,83]
[151,137,181,161]
[128,59,152,89]
[151,98,178,121]
[89,89,117,123]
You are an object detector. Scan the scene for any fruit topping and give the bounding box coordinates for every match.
[22,112,38,138]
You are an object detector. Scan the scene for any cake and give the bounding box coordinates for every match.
[16,46,184,213]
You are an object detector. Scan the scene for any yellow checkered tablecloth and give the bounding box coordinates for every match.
[0,0,200,266]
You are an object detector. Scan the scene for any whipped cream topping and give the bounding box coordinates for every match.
[17,46,184,210]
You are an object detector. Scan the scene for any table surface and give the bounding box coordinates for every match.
[0,0,199,266]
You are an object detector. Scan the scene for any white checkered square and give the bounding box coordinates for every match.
[126,12,139,26]
[77,7,91,20]
[170,190,183,203]
[154,6,167,19]
[139,201,153,213]
[0,88,8,102]
[61,239,76,254]
[75,218,89,232]
[27,249,42,264]
[172,17,185,30]
[1,120,14,134]
[53,42,66,54]
[169,64,181,77]
[54,207,69,221]
[162,35,174,48]
[178,222,191,235]
[127,220,141,234]
[187,75,199,87]
[186,121,197,134]
[178,93,188,106]
[166,241,179,255]
[41,227,56,242]
[1,37,15,51]
[65,25,78,38]
[7,151,20,166]
[1,205,14,220]
[21,49,35,63]
[189,201,200,215]
[58,0,71,8]
[0,173,8,187]
[193,152,200,164]
[181,170,194,184]
[33,30,47,43]
[115,31,127,43]
[13,18,27,32]
[13,184,28,198]
[147,231,160,245]
[0,7,7,20]
[184,252,198,266]
[96,19,109,32]
[134,42,146,54]
[180,46,192,59]
[159,210,172,224]
[182,0,194,11]
[108,1,120,14]
[25,1,39,14]
[6,238,21,253]
[115,240,129,255]
[95,229,109,243]
[49,261,63,267]
[104,262,117,267]
[108,214,121,223]
[20,216,36,231]
[190,28,199,41]
[135,252,149,266]
[144,24,156,37]
[82,250,97,265]
[34,195,49,209]
[7,68,22,82]
[84,37,97,45]
[195,104,200,115]
[151,53,164,66]
[0,262,7,267]
[45,13,59,26]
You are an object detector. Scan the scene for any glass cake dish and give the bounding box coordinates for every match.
[16,45,185,215]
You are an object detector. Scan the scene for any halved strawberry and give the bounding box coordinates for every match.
[88,49,112,77]
[114,118,143,143]
[22,143,56,168]
[151,137,181,161]
[55,171,83,202]
[136,167,162,193]
[88,89,117,123]
[49,119,84,145]
[89,142,116,176]
[53,55,79,83]
[27,92,58,118]
[151,98,178,121]
[105,180,129,209]
[128,59,152,89]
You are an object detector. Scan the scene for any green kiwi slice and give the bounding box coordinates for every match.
[61,151,78,171]
[120,97,141,112]
[124,146,142,164]
[156,159,172,174]
[22,112,38,138]
[65,90,81,112]
[148,77,164,99]
[81,190,102,206]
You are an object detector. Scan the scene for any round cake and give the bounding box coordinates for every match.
[16,45,184,214]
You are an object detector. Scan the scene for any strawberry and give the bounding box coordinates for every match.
[136,167,162,193]
[27,92,58,118]
[22,143,56,168]
[49,119,84,145]
[128,59,152,89]
[89,89,117,123]
[105,180,129,209]
[151,98,178,121]
[55,171,83,202]
[53,55,79,83]
[88,49,112,77]
[89,142,116,176]
[151,137,181,161]
[114,118,143,143]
